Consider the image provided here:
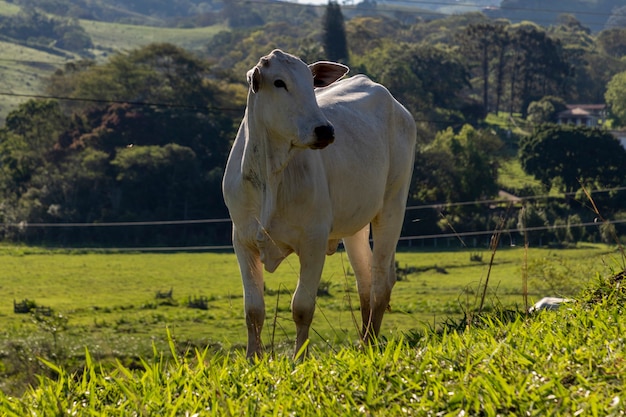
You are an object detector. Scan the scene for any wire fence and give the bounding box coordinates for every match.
[3,186,624,252]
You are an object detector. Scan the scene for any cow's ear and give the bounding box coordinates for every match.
[309,61,349,88]
[247,67,261,93]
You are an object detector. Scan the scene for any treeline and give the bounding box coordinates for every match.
[10,0,626,32]
[2,5,626,247]
[0,44,239,246]
[491,0,626,32]
[10,0,219,24]
[0,10,92,53]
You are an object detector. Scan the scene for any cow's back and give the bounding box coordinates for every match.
[314,75,416,238]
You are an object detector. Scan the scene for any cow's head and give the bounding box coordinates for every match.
[246,49,349,150]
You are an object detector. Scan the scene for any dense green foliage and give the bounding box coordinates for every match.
[322,1,349,64]
[413,125,502,207]
[0,43,238,245]
[605,71,626,125]
[520,125,626,195]
[0,9,92,52]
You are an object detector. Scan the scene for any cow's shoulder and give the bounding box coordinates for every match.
[316,74,376,94]
[316,75,390,106]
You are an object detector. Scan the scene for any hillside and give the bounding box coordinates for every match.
[488,0,624,32]
[0,0,227,121]
[3,0,213,25]
[79,20,226,58]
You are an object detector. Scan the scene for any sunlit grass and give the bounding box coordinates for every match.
[2,278,625,415]
[0,1,21,16]
[0,245,618,361]
[0,41,69,121]
[80,19,227,57]
[497,158,545,192]
[1,244,624,413]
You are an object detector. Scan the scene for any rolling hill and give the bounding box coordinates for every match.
[0,0,226,121]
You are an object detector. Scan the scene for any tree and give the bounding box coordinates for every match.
[517,203,550,246]
[524,27,567,112]
[221,0,264,28]
[1,44,238,245]
[49,43,219,110]
[322,1,349,63]
[0,10,92,52]
[526,96,566,124]
[526,100,555,125]
[519,124,626,193]
[111,144,200,219]
[410,125,503,234]
[570,50,626,104]
[47,43,234,171]
[605,71,626,126]
[596,28,626,58]
[346,16,400,57]
[363,42,472,133]
[0,100,70,192]
[412,125,502,204]
[460,23,509,112]
[505,25,571,116]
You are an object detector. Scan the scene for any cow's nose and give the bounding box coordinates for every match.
[312,124,335,149]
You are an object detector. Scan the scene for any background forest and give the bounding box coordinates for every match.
[1,0,626,248]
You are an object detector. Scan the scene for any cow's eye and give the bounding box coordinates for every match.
[274,80,287,90]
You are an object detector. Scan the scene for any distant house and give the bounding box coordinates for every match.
[556,104,626,150]
[556,104,606,127]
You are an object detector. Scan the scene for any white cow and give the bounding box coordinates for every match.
[222,49,416,358]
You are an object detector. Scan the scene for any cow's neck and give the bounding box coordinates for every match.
[242,109,298,230]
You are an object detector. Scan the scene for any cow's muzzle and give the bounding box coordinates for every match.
[311,124,335,149]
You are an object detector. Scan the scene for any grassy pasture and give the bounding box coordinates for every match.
[0,1,20,16]
[0,244,619,364]
[0,41,71,121]
[1,245,625,414]
[80,20,227,57]
[497,158,545,192]
[0,6,226,121]
[3,300,625,415]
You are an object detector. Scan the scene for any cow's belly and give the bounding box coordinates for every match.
[328,207,379,239]
[327,181,386,239]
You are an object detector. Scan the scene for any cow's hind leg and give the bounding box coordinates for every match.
[342,225,374,339]
[367,196,408,341]
[233,233,265,359]
[291,240,326,358]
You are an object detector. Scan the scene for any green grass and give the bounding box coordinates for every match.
[0,245,619,361]
[0,244,624,412]
[0,1,20,16]
[0,40,70,121]
[80,20,227,59]
[2,276,625,415]
[497,158,546,192]
[485,111,531,136]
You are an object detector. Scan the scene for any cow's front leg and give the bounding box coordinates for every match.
[291,241,326,358]
[233,234,265,359]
